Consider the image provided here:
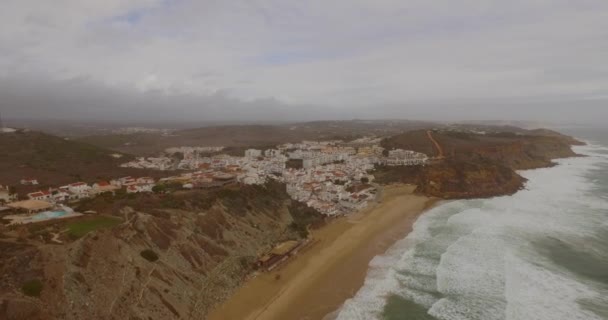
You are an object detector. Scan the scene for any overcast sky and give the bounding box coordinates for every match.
[1,0,607,124]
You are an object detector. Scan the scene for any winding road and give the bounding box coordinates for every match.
[426,130,445,159]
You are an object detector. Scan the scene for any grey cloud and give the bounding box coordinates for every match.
[2,73,606,125]
[0,73,329,122]
[0,0,607,124]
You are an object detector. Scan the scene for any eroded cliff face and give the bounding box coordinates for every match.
[415,160,526,199]
[461,137,579,170]
[375,160,525,199]
[0,182,323,320]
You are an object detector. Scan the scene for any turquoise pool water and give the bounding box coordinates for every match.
[31,211,68,221]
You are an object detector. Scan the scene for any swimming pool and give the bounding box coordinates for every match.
[31,211,68,221]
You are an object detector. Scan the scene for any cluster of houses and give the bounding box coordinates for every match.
[120,156,173,170]
[4,137,430,220]
[383,149,429,166]
[24,176,157,204]
[120,138,429,216]
[121,146,225,170]
[283,163,376,216]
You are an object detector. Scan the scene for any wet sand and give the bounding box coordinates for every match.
[208,184,437,320]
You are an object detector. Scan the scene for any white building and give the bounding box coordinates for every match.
[386,149,428,166]
[0,185,16,203]
[52,190,70,203]
[245,149,262,158]
[126,183,154,193]
[27,190,52,201]
[20,178,39,185]
[68,182,91,194]
[264,149,281,158]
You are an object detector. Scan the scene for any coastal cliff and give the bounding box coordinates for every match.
[378,129,582,199]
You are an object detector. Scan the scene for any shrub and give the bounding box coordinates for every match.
[152,185,166,193]
[22,279,43,297]
[67,216,122,239]
[140,249,159,262]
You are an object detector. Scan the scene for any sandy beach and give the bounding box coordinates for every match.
[208,184,436,320]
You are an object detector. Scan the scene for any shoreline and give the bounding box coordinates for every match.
[208,184,437,320]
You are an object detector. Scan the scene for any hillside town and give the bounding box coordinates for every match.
[1,138,429,223]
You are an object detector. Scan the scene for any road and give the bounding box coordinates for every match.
[426,130,445,159]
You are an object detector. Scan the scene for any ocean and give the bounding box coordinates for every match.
[335,127,608,320]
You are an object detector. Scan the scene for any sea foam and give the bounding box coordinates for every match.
[335,143,608,320]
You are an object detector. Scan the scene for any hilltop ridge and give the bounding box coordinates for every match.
[0,130,168,193]
[76,120,438,155]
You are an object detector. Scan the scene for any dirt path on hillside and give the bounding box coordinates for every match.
[427,130,445,158]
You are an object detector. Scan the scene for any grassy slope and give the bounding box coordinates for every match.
[66,216,123,238]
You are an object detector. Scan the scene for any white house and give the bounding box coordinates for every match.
[136,177,155,184]
[137,183,154,193]
[126,183,154,193]
[68,182,91,194]
[27,190,52,201]
[20,178,39,185]
[118,176,137,186]
[52,190,70,203]
[92,181,119,195]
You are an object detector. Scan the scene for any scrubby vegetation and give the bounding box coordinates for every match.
[0,130,168,189]
[67,216,122,238]
[288,201,325,237]
[22,279,43,297]
[140,249,159,262]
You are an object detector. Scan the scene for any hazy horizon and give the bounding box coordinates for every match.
[1,1,607,124]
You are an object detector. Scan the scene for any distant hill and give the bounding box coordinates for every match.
[77,120,440,156]
[0,130,166,193]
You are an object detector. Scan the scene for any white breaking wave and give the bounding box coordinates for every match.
[335,144,608,320]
